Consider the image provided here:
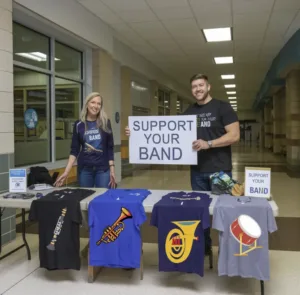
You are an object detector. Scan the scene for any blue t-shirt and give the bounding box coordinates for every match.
[102,188,151,202]
[150,191,211,277]
[88,190,149,268]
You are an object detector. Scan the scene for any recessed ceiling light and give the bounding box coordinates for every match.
[221,74,235,79]
[203,27,232,42]
[229,101,237,104]
[214,56,233,64]
[227,91,236,95]
[15,52,59,62]
[224,84,236,88]
[228,96,237,100]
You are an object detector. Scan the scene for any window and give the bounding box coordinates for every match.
[13,23,84,167]
[13,23,50,70]
[177,97,183,114]
[55,78,81,160]
[158,89,171,115]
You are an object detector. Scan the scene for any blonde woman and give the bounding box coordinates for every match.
[55,92,116,188]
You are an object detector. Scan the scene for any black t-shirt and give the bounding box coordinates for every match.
[184,98,238,173]
[29,188,95,270]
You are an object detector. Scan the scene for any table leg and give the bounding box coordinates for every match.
[0,207,31,261]
[260,280,264,295]
[87,251,103,283]
[209,249,213,269]
[21,209,31,260]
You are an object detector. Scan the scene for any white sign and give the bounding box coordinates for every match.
[9,169,27,193]
[244,167,271,198]
[129,115,197,165]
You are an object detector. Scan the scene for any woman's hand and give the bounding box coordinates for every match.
[125,126,130,137]
[54,171,68,187]
[109,166,117,189]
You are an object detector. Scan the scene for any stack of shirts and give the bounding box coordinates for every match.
[88,188,151,269]
[29,188,95,270]
[150,191,212,277]
[212,195,277,281]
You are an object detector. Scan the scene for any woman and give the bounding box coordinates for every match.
[55,92,116,188]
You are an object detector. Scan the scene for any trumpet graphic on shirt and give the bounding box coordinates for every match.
[165,220,200,264]
[47,207,67,251]
[96,207,132,246]
[84,142,103,153]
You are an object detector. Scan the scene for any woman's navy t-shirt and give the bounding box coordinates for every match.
[70,120,114,170]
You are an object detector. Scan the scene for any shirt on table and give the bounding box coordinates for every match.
[150,191,211,277]
[99,188,152,203]
[212,195,277,281]
[88,191,147,268]
[29,188,95,270]
[183,98,238,173]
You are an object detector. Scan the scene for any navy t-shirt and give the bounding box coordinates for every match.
[88,189,150,268]
[150,191,211,276]
[70,120,114,170]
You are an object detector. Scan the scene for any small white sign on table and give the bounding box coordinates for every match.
[9,169,27,193]
[129,115,197,165]
[244,167,271,198]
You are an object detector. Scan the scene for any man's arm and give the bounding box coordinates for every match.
[211,121,240,148]
[192,121,240,151]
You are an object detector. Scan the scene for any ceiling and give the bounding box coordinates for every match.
[76,0,300,111]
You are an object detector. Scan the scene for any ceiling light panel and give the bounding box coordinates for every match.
[227,91,236,94]
[224,84,236,88]
[214,56,233,64]
[221,74,235,79]
[203,27,232,42]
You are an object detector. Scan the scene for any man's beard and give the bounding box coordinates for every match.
[195,91,208,101]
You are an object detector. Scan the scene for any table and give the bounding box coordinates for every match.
[0,188,278,295]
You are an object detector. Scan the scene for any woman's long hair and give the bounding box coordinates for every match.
[80,92,111,133]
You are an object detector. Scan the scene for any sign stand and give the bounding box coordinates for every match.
[9,169,27,193]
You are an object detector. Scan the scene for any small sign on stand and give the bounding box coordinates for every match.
[244,167,271,199]
[9,169,27,193]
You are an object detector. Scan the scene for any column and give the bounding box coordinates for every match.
[273,88,286,154]
[259,109,264,148]
[150,80,158,115]
[0,0,16,246]
[120,66,132,178]
[92,49,122,182]
[286,70,300,175]
[170,92,178,115]
[264,104,272,149]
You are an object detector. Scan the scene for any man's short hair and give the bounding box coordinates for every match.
[190,74,208,84]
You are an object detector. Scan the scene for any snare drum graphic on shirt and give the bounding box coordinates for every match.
[230,214,263,256]
[165,220,200,264]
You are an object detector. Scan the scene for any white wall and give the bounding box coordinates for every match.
[14,0,192,101]
[131,73,151,109]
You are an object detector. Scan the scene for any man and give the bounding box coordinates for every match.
[125,73,240,255]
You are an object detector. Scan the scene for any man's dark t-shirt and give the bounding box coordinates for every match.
[29,188,95,270]
[183,98,238,173]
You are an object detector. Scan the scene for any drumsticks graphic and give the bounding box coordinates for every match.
[47,207,67,251]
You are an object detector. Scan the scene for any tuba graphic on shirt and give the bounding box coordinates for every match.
[165,220,200,264]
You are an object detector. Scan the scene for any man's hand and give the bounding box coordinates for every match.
[125,126,130,137]
[192,139,210,151]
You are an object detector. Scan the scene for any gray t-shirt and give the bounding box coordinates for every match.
[212,195,277,281]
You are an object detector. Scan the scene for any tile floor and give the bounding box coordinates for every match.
[1,143,300,294]
[0,234,300,295]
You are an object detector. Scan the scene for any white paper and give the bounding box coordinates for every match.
[128,115,197,165]
[244,167,271,198]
